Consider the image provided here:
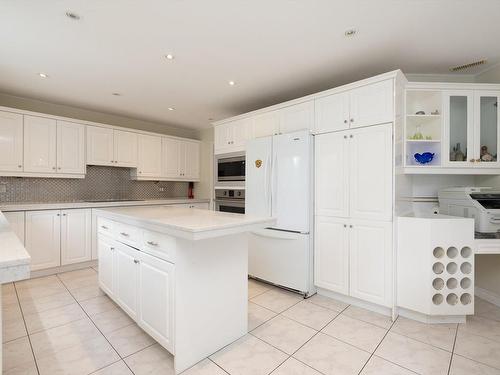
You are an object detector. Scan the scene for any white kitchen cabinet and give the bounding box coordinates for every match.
[183,141,200,180]
[349,80,394,129]
[23,116,57,173]
[98,237,115,297]
[214,119,253,154]
[314,216,349,295]
[3,211,25,245]
[137,251,174,351]
[474,91,500,168]
[87,126,138,167]
[114,130,138,167]
[349,219,392,307]
[315,131,349,218]
[0,111,23,172]
[315,123,392,221]
[314,92,350,134]
[25,210,61,271]
[253,111,280,138]
[114,243,139,319]
[137,134,162,178]
[86,126,114,166]
[349,123,393,221]
[60,209,91,265]
[162,138,181,178]
[279,101,314,134]
[57,121,85,174]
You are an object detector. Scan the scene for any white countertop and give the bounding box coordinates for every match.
[0,198,210,212]
[0,212,30,284]
[95,206,275,240]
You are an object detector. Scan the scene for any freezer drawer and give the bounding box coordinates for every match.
[248,229,313,295]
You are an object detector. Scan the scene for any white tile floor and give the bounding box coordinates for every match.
[3,267,500,375]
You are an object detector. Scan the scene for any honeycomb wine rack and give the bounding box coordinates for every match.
[398,216,474,317]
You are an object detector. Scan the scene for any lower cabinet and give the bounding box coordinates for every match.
[98,236,175,352]
[314,216,393,307]
[25,208,92,271]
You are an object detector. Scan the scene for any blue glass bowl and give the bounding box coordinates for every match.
[414,152,435,164]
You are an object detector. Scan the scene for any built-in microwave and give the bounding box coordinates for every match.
[217,156,245,182]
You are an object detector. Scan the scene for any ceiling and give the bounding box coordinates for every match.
[1,0,499,129]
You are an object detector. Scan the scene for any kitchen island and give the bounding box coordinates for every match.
[94,206,274,373]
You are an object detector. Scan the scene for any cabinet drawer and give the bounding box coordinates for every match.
[142,230,176,263]
[97,217,114,236]
[114,221,141,247]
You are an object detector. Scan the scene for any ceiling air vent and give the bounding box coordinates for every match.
[449,59,487,72]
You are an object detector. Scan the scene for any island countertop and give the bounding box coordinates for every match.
[94,206,275,240]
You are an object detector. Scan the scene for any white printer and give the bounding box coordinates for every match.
[438,187,500,235]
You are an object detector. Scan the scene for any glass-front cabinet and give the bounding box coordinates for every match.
[475,91,500,168]
[443,91,474,167]
[443,90,500,168]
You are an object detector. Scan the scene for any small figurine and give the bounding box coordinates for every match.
[455,143,465,161]
[481,146,493,161]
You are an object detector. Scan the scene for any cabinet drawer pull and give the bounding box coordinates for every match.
[134,259,140,264]
[101,225,108,230]
[110,247,115,251]
[147,241,159,246]
[120,232,129,237]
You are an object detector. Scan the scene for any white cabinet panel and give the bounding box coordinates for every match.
[184,141,200,180]
[214,123,232,153]
[57,121,85,174]
[137,135,162,177]
[0,111,23,172]
[86,126,114,166]
[98,237,115,297]
[349,80,394,129]
[162,138,180,178]
[349,123,393,221]
[25,210,61,271]
[232,118,253,149]
[314,93,350,134]
[315,132,349,217]
[314,216,349,295]
[61,209,91,265]
[3,211,25,245]
[253,111,280,138]
[24,116,57,173]
[115,244,139,319]
[349,220,392,307]
[114,130,138,167]
[178,141,187,178]
[279,101,314,134]
[138,252,174,351]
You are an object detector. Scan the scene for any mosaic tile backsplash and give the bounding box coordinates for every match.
[0,166,189,203]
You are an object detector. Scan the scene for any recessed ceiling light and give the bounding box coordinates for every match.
[38,73,48,78]
[168,107,175,111]
[228,80,236,86]
[65,11,81,20]
[112,92,121,96]
[165,54,175,60]
[344,29,357,37]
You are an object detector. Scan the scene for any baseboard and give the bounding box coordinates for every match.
[475,287,500,308]
[316,287,392,317]
[397,307,466,324]
[30,260,98,279]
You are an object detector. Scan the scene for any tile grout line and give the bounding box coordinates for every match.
[13,282,41,375]
[446,324,459,375]
[55,270,140,375]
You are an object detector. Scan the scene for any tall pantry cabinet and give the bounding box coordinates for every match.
[314,73,405,309]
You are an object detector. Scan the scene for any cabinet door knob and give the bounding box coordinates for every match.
[349,225,353,228]
[52,166,56,170]
[343,224,347,228]
[58,167,61,170]
[110,247,115,251]
[56,213,60,216]
[344,120,348,124]
[18,165,22,168]
[349,134,353,138]
[344,135,347,139]
[134,259,140,264]
[350,118,354,122]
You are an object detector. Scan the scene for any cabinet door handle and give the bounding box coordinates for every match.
[62,213,66,216]
[344,135,347,139]
[120,232,129,237]
[18,165,22,168]
[110,247,115,251]
[344,120,348,124]
[343,224,347,228]
[350,118,354,123]
[101,225,108,230]
[146,241,158,246]
[349,225,353,228]
[56,213,60,216]
[52,166,56,170]
[58,167,61,170]
[349,134,353,138]
[134,259,140,264]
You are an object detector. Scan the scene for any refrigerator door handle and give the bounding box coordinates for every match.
[271,149,278,217]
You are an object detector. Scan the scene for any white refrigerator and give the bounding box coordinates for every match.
[246,130,315,296]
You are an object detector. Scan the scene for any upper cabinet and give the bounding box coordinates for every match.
[279,101,314,134]
[87,126,138,168]
[162,138,200,181]
[24,116,85,175]
[314,79,394,134]
[137,135,162,177]
[214,118,253,155]
[253,111,280,138]
[0,111,23,172]
[404,86,500,173]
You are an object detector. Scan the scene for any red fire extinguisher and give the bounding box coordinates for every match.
[188,181,194,199]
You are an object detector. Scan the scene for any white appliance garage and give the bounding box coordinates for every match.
[245,130,314,296]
